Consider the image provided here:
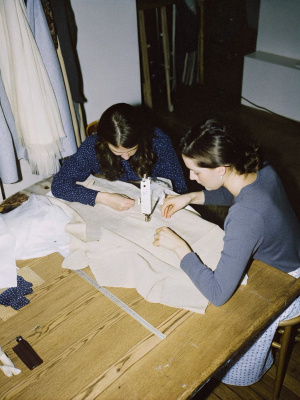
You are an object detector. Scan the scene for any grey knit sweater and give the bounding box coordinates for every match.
[181,164,300,306]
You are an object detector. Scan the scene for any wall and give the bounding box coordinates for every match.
[71,0,142,123]
[241,0,300,121]
[1,0,141,201]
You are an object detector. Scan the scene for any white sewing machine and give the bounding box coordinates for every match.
[140,175,168,221]
[140,175,152,221]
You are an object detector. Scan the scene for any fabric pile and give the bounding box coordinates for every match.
[0,194,71,290]
[49,176,227,313]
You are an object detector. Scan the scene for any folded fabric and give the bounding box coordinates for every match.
[49,177,227,313]
[0,276,33,310]
[0,346,21,377]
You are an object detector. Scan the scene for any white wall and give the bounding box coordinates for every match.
[256,0,300,59]
[71,0,142,123]
[241,0,300,121]
[1,0,142,201]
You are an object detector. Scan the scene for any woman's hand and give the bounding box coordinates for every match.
[95,192,135,211]
[153,227,191,260]
[161,191,205,218]
[161,193,193,218]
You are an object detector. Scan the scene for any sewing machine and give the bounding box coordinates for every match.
[140,174,152,220]
[140,174,160,222]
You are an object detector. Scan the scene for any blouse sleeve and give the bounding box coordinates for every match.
[51,136,101,206]
[180,206,264,306]
[152,128,187,194]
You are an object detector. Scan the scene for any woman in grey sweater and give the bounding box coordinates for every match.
[153,119,300,385]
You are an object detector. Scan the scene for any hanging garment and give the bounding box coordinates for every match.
[0,0,65,176]
[49,177,228,314]
[0,105,18,184]
[40,0,58,49]
[0,71,27,184]
[27,0,77,159]
[49,0,86,104]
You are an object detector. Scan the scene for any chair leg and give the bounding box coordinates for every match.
[273,325,293,400]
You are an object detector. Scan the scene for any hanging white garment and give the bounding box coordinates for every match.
[0,0,65,176]
[0,104,18,184]
[27,0,77,158]
[0,71,27,183]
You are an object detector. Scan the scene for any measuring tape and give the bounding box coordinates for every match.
[75,270,166,340]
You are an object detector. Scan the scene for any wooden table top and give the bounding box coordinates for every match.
[0,252,299,400]
[1,180,299,399]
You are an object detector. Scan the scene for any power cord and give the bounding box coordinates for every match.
[241,96,279,115]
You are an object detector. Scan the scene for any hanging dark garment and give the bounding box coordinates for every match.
[49,0,86,103]
[41,0,58,49]
[175,0,199,85]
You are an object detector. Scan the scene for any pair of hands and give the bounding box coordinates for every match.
[152,194,192,260]
[96,192,135,211]
[96,191,193,260]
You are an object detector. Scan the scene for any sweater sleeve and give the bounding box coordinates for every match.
[203,186,234,206]
[152,128,187,194]
[180,206,264,306]
[51,136,100,206]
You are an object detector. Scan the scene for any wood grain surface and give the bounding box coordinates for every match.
[0,252,299,400]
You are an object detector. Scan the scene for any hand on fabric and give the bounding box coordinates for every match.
[161,191,205,218]
[153,227,191,260]
[161,193,193,218]
[95,192,135,211]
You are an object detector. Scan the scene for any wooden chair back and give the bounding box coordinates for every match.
[86,120,99,136]
[272,313,300,399]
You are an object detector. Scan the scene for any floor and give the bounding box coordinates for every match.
[143,36,300,400]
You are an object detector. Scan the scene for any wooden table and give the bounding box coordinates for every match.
[1,181,300,399]
[0,254,299,399]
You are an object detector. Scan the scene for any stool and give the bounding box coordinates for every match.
[271,314,300,400]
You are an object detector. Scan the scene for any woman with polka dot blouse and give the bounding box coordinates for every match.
[52,103,187,210]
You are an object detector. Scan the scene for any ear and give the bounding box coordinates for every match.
[217,166,226,177]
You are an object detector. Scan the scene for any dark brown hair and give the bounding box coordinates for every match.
[94,103,157,180]
[180,120,262,174]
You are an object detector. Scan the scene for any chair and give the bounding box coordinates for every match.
[271,314,300,400]
[86,120,98,136]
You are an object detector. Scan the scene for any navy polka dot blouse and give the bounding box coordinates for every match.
[52,128,187,206]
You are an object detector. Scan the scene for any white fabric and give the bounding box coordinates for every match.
[50,177,226,313]
[0,346,21,377]
[0,218,17,289]
[0,0,65,176]
[27,0,77,159]
[2,195,70,261]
